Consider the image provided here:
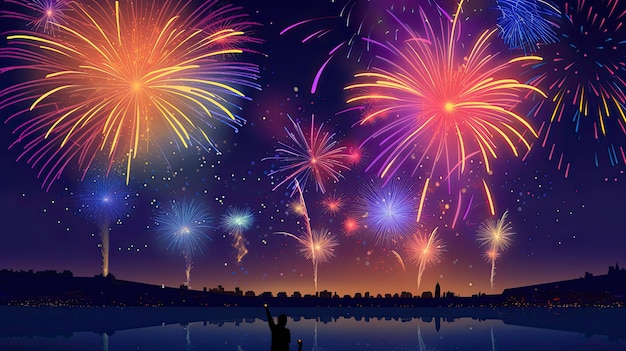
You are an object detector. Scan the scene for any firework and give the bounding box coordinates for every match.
[476,210,514,252]
[1,0,73,36]
[0,0,261,189]
[78,175,132,276]
[355,178,418,247]
[220,206,254,263]
[476,210,514,289]
[264,115,351,194]
[345,1,545,219]
[289,199,307,216]
[346,144,364,165]
[154,198,214,288]
[342,216,360,236]
[496,0,561,54]
[527,0,626,174]
[406,228,446,291]
[275,180,338,292]
[295,228,338,265]
[320,191,344,215]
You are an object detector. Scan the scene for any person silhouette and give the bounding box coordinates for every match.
[264,304,291,351]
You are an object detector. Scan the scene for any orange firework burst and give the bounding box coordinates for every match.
[289,200,306,216]
[1,0,260,189]
[345,0,546,218]
[297,227,339,264]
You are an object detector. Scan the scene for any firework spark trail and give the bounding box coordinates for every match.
[417,323,439,351]
[483,248,500,291]
[463,194,475,221]
[1,0,73,36]
[496,0,561,54]
[418,325,426,351]
[280,1,416,94]
[274,180,338,292]
[0,0,261,189]
[154,198,214,288]
[390,249,406,273]
[527,0,626,173]
[451,190,463,228]
[220,207,254,263]
[476,210,515,289]
[231,234,248,263]
[482,179,496,216]
[78,175,132,276]
[185,323,193,351]
[184,252,194,289]
[406,227,446,291]
[356,178,418,247]
[345,0,546,219]
[264,115,351,194]
[102,333,109,351]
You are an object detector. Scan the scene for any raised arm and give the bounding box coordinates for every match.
[264,304,275,328]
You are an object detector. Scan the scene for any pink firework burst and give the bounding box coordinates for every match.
[345,0,546,219]
[342,215,360,237]
[264,115,352,193]
[320,191,345,215]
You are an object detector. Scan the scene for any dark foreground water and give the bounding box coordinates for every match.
[0,306,625,350]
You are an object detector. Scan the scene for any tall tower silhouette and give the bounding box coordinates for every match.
[435,282,441,299]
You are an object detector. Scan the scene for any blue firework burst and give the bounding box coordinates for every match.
[355,178,418,247]
[78,176,132,225]
[496,0,561,53]
[154,199,214,256]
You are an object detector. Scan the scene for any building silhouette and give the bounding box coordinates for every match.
[1,264,624,308]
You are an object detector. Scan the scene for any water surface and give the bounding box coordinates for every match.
[0,306,624,350]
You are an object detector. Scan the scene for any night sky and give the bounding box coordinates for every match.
[1,0,626,298]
